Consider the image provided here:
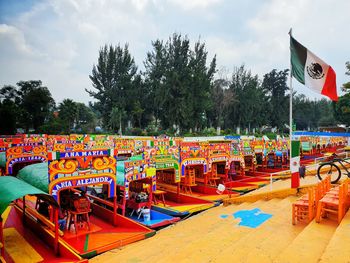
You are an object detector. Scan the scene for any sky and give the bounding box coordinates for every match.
[0,0,349,104]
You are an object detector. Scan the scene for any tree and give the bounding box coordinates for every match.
[227,65,265,133]
[144,33,216,133]
[293,95,336,130]
[17,80,55,132]
[109,107,126,134]
[334,93,350,126]
[208,77,235,133]
[186,40,216,131]
[261,69,289,131]
[143,39,167,128]
[342,61,350,92]
[0,85,19,134]
[75,103,97,133]
[87,44,138,129]
[333,61,350,125]
[132,101,144,128]
[58,99,78,133]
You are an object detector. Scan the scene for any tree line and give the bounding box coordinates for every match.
[0,80,96,134]
[1,33,349,135]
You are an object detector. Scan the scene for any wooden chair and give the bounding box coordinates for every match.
[208,166,220,186]
[292,187,316,225]
[316,184,345,224]
[153,190,166,206]
[341,179,350,210]
[181,168,197,194]
[293,176,331,225]
[299,181,323,203]
[322,175,331,193]
[68,197,91,234]
[68,210,91,234]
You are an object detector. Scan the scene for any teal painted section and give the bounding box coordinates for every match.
[116,161,126,186]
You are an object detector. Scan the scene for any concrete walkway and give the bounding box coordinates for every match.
[90,175,344,263]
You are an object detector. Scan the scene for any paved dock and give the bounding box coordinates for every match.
[91,175,350,263]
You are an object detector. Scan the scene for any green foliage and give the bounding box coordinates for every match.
[0,85,19,134]
[201,127,217,136]
[0,81,54,133]
[1,36,343,135]
[75,103,97,133]
[0,81,97,134]
[126,127,144,136]
[226,65,265,131]
[334,61,350,124]
[265,132,277,140]
[208,78,235,130]
[333,93,350,125]
[293,95,336,130]
[343,61,350,93]
[17,80,55,132]
[58,99,77,133]
[0,100,18,134]
[38,116,65,134]
[109,107,126,134]
[262,69,289,131]
[144,33,216,132]
[87,44,138,128]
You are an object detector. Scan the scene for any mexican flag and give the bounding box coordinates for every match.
[290,140,300,188]
[290,36,338,101]
[290,140,300,175]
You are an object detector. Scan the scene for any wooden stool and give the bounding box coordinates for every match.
[68,210,91,234]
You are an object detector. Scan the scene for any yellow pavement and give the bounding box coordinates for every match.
[90,176,350,263]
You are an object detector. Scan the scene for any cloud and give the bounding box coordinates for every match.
[0,24,35,57]
[0,0,348,104]
[167,0,222,11]
[243,0,350,96]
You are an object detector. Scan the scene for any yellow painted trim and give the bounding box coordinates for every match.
[12,205,83,260]
[2,206,11,227]
[4,227,43,263]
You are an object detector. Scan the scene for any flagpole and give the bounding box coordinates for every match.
[289,28,294,179]
[289,28,294,188]
[289,28,300,188]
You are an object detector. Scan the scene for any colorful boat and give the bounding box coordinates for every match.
[8,148,155,259]
[127,209,180,229]
[151,189,216,216]
[0,176,85,262]
[147,139,217,215]
[116,155,181,228]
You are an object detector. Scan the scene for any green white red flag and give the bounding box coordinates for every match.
[290,140,300,175]
[290,36,338,101]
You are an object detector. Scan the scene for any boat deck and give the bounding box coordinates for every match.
[2,198,155,261]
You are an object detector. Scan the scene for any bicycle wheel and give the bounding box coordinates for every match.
[317,163,341,183]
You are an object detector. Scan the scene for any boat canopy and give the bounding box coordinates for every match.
[0,175,58,215]
[17,162,49,193]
